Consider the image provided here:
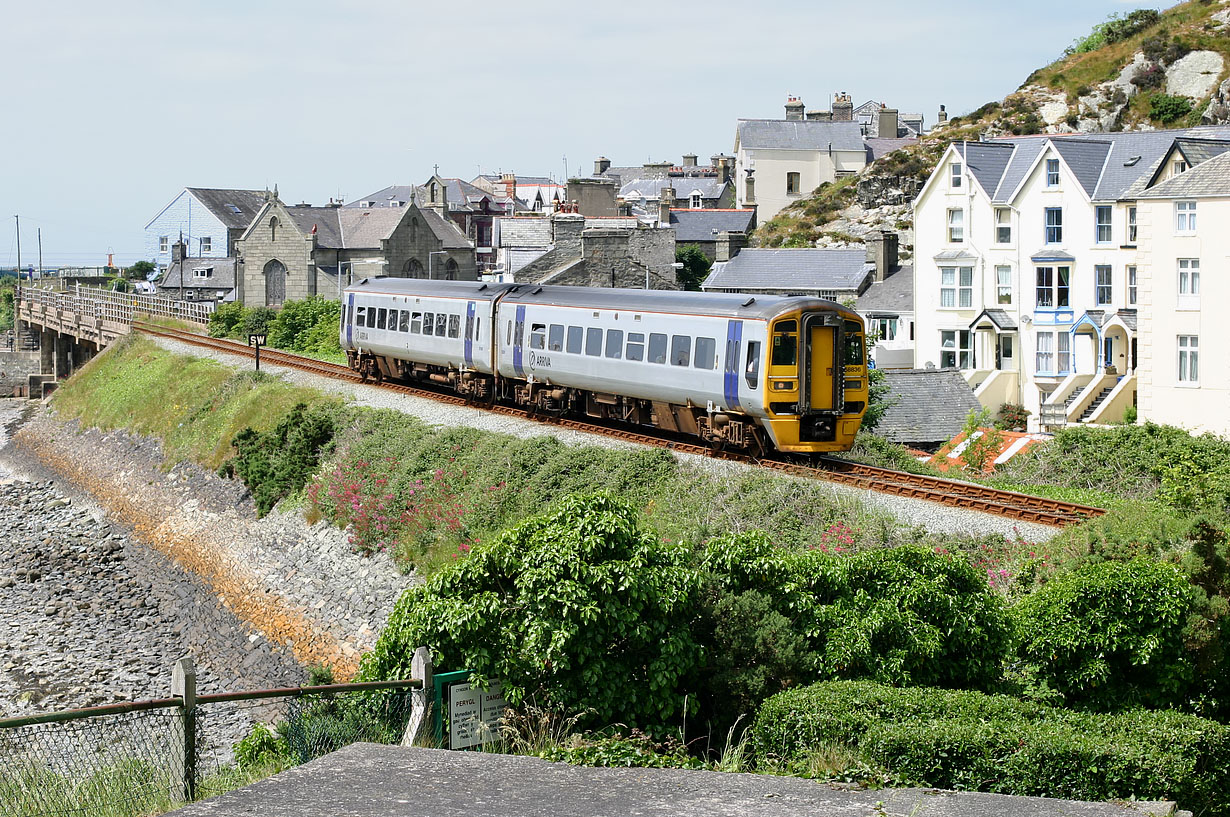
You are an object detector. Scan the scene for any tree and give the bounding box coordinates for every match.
[125,260,156,280]
[674,244,712,291]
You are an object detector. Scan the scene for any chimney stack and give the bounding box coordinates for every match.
[715,156,732,184]
[715,230,748,263]
[642,161,673,179]
[865,230,899,282]
[659,187,675,226]
[805,109,832,121]
[832,92,854,122]
[171,239,186,264]
[784,96,804,121]
[500,173,517,201]
[877,107,899,139]
[937,104,948,124]
[594,156,611,175]
[682,153,697,168]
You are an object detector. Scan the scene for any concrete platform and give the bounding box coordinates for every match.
[170,743,1186,817]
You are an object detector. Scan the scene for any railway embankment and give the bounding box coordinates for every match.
[0,398,411,718]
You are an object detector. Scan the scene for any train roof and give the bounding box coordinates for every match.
[345,277,858,322]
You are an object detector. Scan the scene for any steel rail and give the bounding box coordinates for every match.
[134,323,1104,527]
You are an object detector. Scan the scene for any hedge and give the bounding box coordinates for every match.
[750,681,1230,815]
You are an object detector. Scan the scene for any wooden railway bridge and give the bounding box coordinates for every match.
[13,285,212,396]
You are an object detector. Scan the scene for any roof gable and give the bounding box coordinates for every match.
[736,119,865,152]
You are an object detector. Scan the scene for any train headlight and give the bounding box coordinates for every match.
[772,380,796,391]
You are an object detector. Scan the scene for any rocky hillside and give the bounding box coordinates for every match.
[753,0,1230,251]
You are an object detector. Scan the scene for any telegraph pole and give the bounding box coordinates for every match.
[37,228,42,278]
[14,215,20,277]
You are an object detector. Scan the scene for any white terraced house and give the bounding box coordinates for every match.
[913,126,1230,432]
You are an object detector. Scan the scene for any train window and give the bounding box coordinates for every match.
[507,321,513,345]
[411,312,422,333]
[694,337,716,370]
[745,341,762,388]
[376,308,387,331]
[844,321,865,366]
[771,321,797,366]
[399,310,410,332]
[422,312,434,335]
[355,306,366,327]
[548,324,564,351]
[648,333,667,364]
[605,329,623,359]
[465,313,474,340]
[435,314,447,336]
[671,335,691,367]
[566,326,583,354]
[530,323,546,350]
[626,332,645,361]
[585,327,603,356]
[448,314,460,338]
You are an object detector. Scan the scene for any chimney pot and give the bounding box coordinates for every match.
[784,96,805,121]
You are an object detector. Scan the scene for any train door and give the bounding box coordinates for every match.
[807,323,837,411]
[464,301,476,368]
[512,304,527,377]
[723,320,743,410]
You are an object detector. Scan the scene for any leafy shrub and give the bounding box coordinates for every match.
[1013,559,1197,709]
[267,296,340,353]
[359,493,705,729]
[750,680,1230,815]
[997,403,1029,431]
[1151,93,1194,124]
[208,301,245,338]
[242,306,276,338]
[233,723,293,771]
[225,402,338,516]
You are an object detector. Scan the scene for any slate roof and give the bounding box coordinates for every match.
[1174,137,1230,167]
[284,207,343,248]
[735,119,866,152]
[184,188,267,230]
[969,308,1016,331]
[158,257,237,290]
[419,207,472,249]
[957,127,1230,204]
[667,209,756,243]
[1050,139,1112,198]
[338,208,406,248]
[345,185,420,208]
[1137,150,1230,198]
[620,178,728,200]
[855,266,913,314]
[1030,249,1076,261]
[496,218,554,248]
[875,369,983,447]
[702,248,872,292]
[865,137,917,161]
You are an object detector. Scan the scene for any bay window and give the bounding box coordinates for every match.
[1035,265,1070,308]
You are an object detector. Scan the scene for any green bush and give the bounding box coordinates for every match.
[225,402,338,516]
[1013,559,1196,709]
[208,301,245,338]
[750,680,1230,815]
[1151,93,1194,124]
[268,296,340,352]
[359,493,705,729]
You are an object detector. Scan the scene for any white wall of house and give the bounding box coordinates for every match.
[735,147,866,222]
[1136,195,1227,436]
[144,190,233,272]
[914,143,1141,428]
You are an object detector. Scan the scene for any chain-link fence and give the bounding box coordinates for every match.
[0,678,420,817]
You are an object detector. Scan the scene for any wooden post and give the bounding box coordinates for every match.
[400,647,433,747]
[171,657,198,802]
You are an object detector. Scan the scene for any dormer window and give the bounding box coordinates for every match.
[1046,158,1060,187]
[690,193,703,209]
[950,162,962,189]
[1173,159,1188,176]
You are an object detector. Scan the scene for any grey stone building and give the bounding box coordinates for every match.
[157,240,238,302]
[666,209,757,260]
[701,246,874,300]
[505,212,680,289]
[236,194,476,307]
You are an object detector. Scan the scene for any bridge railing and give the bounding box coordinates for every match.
[18,284,215,328]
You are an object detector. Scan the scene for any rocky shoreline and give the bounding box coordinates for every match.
[0,399,415,723]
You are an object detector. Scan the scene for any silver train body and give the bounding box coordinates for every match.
[340,278,868,454]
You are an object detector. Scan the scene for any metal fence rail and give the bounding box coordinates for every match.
[0,658,423,817]
[18,284,214,327]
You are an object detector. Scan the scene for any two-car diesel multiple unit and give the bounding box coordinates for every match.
[340,278,868,455]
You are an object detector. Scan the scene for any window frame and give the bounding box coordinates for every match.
[1095,205,1112,244]
[939,265,973,309]
[159,236,169,253]
[1176,200,1197,234]
[950,162,963,189]
[1178,335,1199,384]
[994,207,1011,244]
[786,172,801,195]
[1045,158,1060,188]
[670,335,692,367]
[1127,265,1137,306]
[585,327,603,356]
[995,265,1012,305]
[947,208,964,243]
[1044,207,1063,244]
[1035,265,1071,309]
[566,325,583,354]
[694,337,716,370]
[605,329,624,359]
[940,329,973,370]
[200,236,212,254]
[1127,206,1137,244]
[1178,258,1200,305]
[1095,264,1112,306]
[548,324,564,352]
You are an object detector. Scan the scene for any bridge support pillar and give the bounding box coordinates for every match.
[39,328,55,375]
[54,333,73,380]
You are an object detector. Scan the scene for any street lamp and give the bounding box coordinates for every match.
[668,261,685,290]
[428,251,448,280]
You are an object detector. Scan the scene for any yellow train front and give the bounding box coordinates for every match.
[754,301,868,454]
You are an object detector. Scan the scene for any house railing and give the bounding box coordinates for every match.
[18,284,215,328]
[0,655,428,817]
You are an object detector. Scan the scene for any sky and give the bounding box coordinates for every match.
[1,0,1148,266]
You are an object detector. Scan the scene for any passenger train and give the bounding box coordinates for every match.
[339,278,868,455]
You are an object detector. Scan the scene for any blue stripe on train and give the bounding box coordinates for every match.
[464,301,475,367]
[724,319,742,411]
[512,304,526,378]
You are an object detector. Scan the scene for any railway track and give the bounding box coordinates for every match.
[133,322,1105,528]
